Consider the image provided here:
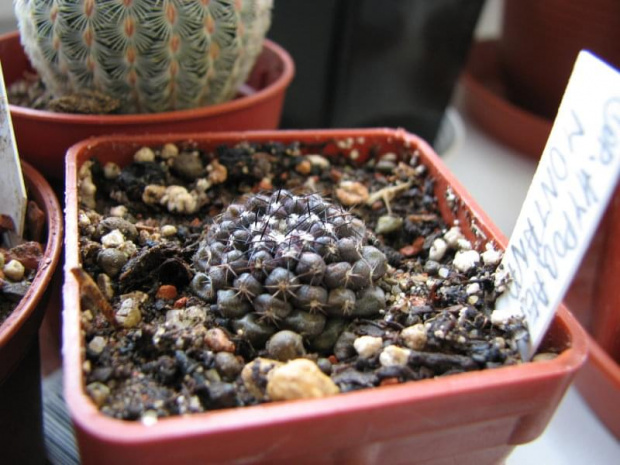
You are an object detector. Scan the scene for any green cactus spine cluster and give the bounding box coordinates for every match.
[14,0,273,113]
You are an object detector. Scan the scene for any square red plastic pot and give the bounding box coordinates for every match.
[64,129,587,465]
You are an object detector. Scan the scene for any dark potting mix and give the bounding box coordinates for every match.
[76,139,540,422]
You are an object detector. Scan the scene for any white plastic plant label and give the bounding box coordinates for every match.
[495,51,620,360]
[0,61,27,237]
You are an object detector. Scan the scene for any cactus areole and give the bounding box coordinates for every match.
[14,0,273,114]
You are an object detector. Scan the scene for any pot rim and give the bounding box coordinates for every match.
[63,128,588,444]
[0,161,63,356]
[1,31,295,125]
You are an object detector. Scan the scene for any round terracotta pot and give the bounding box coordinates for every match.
[460,40,552,159]
[0,160,63,465]
[565,184,620,439]
[499,0,620,120]
[0,31,295,180]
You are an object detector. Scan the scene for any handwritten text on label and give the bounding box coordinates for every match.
[496,52,620,360]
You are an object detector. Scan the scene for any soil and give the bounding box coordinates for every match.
[0,202,47,325]
[76,140,540,422]
[8,74,120,114]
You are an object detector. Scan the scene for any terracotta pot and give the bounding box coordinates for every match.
[499,0,620,120]
[0,161,63,465]
[460,40,552,159]
[574,338,620,439]
[0,31,295,180]
[565,184,620,438]
[64,128,587,465]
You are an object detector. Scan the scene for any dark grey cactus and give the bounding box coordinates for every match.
[191,190,388,349]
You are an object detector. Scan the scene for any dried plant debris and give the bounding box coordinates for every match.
[77,139,536,422]
[0,202,47,324]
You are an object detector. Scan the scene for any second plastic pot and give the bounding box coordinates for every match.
[0,161,63,465]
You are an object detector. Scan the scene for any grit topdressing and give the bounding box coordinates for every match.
[75,139,539,421]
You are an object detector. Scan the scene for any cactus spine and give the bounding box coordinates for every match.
[14,0,273,113]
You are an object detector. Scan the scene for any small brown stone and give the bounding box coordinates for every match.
[295,159,312,175]
[26,201,46,243]
[399,245,416,257]
[6,241,43,270]
[336,181,369,206]
[329,168,343,183]
[156,284,178,300]
[258,177,273,191]
[371,200,384,211]
[205,328,236,353]
[0,214,15,231]
[379,377,399,387]
[410,236,426,255]
[207,160,228,184]
[173,296,188,308]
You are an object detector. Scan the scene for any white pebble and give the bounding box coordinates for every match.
[116,291,147,328]
[533,353,558,362]
[438,267,450,278]
[453,250,480,273]
[165,309,184,328]
[353,335,383,358]
[490,307,521,326]
[79,176,97,209]
[103,162,121,179]
[401,324,427,350]
[101,229,125,248]
[467,295,480,305]
[134,146,155,162]
[160,225,178,237]
[86,382,110,407]
[375,215,403,235]
[456,238,472,250]
[142,185,166,205]
[429,238,447,261]
[140,410,159,426]
[481,243,502,265]
[494,267,510,293]
[161,143,179,160]
[306,154,331,169]
[118,240,137,257]
[109,205,128,217]
[161,186,198,214]
[185,305,207,323]
[87,336,107,355]
[195,178,210,192]
[466,282,480,295]
[443,226,465,248]
[3,260,25,281]
[379,345,411,367]
[78,212,91,228]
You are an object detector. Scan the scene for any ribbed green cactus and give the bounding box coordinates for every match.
[14,0,273,113]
